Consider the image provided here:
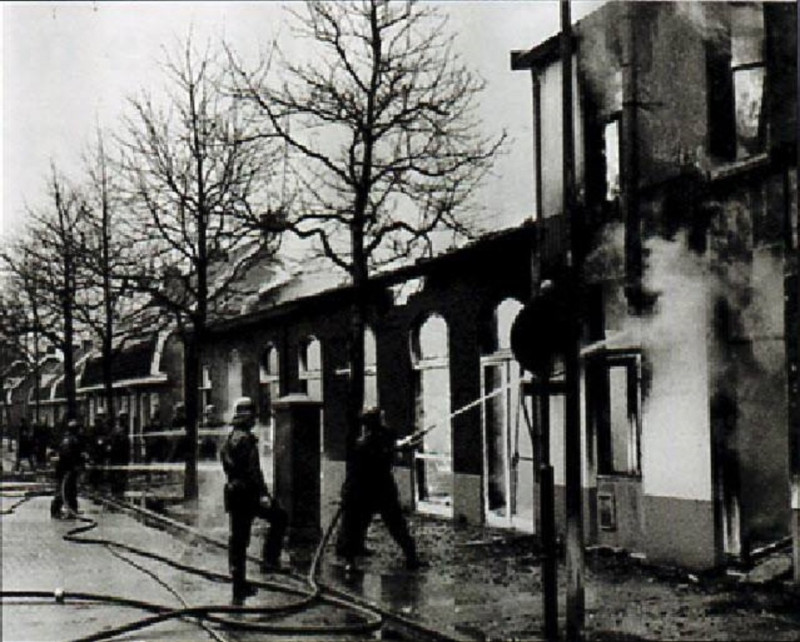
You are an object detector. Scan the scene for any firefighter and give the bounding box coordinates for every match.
[336,407,424,573]
[220,397,288,606]
[50,419,84,518]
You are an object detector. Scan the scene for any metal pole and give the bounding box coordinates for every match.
[561,1,585,639]
[540,389,558,640]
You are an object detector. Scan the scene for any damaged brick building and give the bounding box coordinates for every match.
[6,1,794,575]
[194,0,797,572]
[511,0,797,568]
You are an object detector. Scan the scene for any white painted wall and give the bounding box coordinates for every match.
[538,55,586,219]
[640,237,713,502]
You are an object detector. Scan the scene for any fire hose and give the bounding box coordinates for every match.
[1,482,383,641]
[2,381,525,641]
[395,381,515,449]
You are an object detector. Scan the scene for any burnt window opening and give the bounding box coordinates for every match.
[258,343,280,433]
[707,5,767,162]
[199,365,212,417]
[589,351,642,477]
[227,349,243,420]
[410,313,453,514]
[298,337,322,401]
[603,117,622,203]
[334,327,379,409]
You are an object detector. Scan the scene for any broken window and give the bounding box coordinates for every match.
[481,298,535,531]
[258,343,280,446]
[604,118,621,202]
[411,313,453,515]
[200,365,212,413]
[333,326,378,409]
[707,5,766,161]
[364,327,378,409]
[589,351,642,476]
[227,349,243,419]
[731,5,766,158]
[298,337,322,401]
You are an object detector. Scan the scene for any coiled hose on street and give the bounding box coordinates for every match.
[1,479,384,641]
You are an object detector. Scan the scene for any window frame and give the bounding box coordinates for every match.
[588,349,643,478]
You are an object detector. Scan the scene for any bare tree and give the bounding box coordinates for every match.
[76,128,160,429]
[118,37,281,499]
[230,0,505,454]
[0,276,36,440]
[0,259,46,426]
[1,166,87,423]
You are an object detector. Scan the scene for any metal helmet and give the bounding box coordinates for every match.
[233,397,255,418]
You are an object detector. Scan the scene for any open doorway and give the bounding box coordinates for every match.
[481,298,535,531]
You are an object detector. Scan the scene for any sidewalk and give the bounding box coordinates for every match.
[1,491,402,642]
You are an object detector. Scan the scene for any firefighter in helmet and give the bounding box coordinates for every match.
[220,397,288,605]
[50,419,84,518]
[336,406,424,573]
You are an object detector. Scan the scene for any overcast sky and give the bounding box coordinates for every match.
[1,1,604,241]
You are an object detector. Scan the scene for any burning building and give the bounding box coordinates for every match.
[45,0,793,573]
[512,0,797,569]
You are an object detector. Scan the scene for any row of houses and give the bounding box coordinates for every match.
[2,1,797,572]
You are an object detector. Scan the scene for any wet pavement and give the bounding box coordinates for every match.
[3,444,800,641]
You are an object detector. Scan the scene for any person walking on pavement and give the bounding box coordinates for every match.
[50,419,85,518]
[220,397,288,606]
[336,406,425,573]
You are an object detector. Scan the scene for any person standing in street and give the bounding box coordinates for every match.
[336,407,425,573]
[50,419,84,518]
[220,397,288,606]
[15,418,37,472]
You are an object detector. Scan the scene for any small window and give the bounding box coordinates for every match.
[598,492,617,531]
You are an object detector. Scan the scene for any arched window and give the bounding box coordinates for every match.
[480,297,534,531]
[227,349,243,420]
[199,365,212,417]
[258,343,280,447]
[496,299,523,351]
[299,337,322,401]
[411,313,452,516]
[334,326,379,409]
[364,327,378,408]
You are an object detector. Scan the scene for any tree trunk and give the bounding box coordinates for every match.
[101,181,115,430]
[33,330,41,425]
[183,329,200,500]
[102,337,114,431]
[346,221,368,465]
[63,295,78,421]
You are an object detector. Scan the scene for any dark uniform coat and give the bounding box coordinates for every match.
[337,421,418,566]
[51,432,83,516]
[220,425,287,601]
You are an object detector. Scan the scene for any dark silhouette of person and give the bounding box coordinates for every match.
[107,413,130,465]
[220,397,288,605]
[336,407,424,572]
[50,419,84,518]
[170,403,188,462]
[16,418,36,471]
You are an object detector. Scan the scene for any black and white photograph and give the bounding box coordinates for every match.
[1,1,798,640]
